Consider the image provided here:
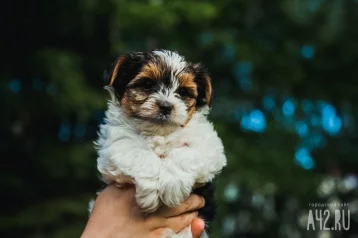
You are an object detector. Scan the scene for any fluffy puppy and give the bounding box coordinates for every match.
[95,50,226,237]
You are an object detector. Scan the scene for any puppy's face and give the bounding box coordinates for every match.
[105,50,212,128]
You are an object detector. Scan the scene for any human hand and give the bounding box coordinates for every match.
[81,184,205,238]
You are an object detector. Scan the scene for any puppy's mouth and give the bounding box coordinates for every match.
[152,114,171,124]
[133,114,180,126]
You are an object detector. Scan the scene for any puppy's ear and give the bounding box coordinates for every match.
[103,53,147,98]
[193,63,213,108]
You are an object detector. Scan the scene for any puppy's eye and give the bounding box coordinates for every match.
[177,87,192,98]
[129,78,155,91]
[141,80,154,90]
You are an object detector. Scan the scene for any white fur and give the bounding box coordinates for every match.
[88,199,95,214]
[153,50,188,76]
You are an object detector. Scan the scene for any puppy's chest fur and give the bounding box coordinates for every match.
[148,136,188,159]
[96,104,226,214]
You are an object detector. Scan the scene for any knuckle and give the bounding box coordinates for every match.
[182,212,195,226]
[191,195,201,209]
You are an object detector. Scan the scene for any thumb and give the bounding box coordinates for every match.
[191,218,205,238]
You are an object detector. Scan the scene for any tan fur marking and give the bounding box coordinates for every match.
[184,106,196,125]
[121,96,136,117]
[177,72,199,125]
[178,73,196,86]
[109,57,126,86]
[120,96,131,114]
[128,63,163,86]
[120,95,139,117]
[177,72,198,97]
[140,63,162,79]
[120,88,153,118]
[119,62,160,119]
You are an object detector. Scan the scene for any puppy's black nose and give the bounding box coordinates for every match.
[158,102,173,115]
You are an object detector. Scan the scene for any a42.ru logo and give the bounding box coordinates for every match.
[307,209,350,231]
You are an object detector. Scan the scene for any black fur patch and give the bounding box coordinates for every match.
[104,53,151,98]
[193,182,216,232]
[194,65,213,108]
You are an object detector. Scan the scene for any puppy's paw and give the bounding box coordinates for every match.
[135,179,161,213]
[159,174,194,207]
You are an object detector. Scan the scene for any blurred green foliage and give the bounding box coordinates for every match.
[2,0,358,237]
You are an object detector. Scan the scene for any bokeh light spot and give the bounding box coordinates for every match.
[343,175,358,191]
[58,121,71,142]
[222,44,235,60]
[321,103,342,135]
[295,148,315,170]
[301,45,315,59]
[295,121,309,137]
[282,99,295,117]
[234,61,253,91]
[252,194,265,207]
[9,79,22,93]
[318,177,336,197]
[263,96,276,112]
[199,32,213,45]
[222,216,236,236]
[323,116,342,135]
[308,0,320,12]
[320,102,336,116]
[241,109,266,133]
[224,183,239,202]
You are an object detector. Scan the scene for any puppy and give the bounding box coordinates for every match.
[95,50,227,237]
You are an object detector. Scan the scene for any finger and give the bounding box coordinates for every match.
[157,195,205,217]
[163,211,198,233]
[191,218,205,238]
